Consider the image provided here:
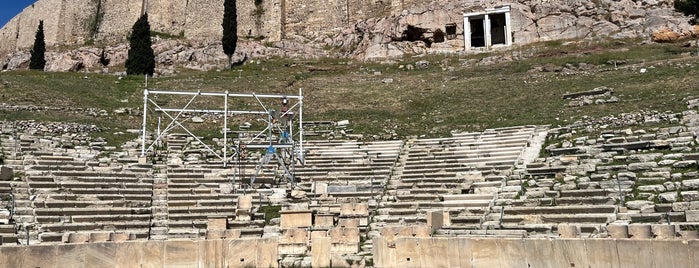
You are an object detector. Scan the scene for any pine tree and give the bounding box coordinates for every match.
[29,20,46,70]
[222,0,238,69]
[675,0,699,23]
[126,13,155,76]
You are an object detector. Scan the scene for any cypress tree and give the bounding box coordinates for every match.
[222,0,238,69]
[126,13,155,76]
[29,20,46,70]
[675,0,699,23]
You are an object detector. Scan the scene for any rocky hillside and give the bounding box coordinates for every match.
[0,0,696,72]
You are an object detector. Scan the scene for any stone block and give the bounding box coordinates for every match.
[457,238,474,268]
[327,185,356,193]
[115,241,165,268]
[85,242,117,268]
[329,227,360,244]
[165,240,198,267]
[256,238,279,268]
[198,239,224,268]
[280,228,309,244]
[426,210,444,234]
[138,157,147,164]
[314,182,328,194]
[652,240,690,267]
[556,239,590,268]
[207,217,227,230]
[237,195,253,211]
[314,213,334,228]
[23,245,57,268]
[616,239,653,268]
[525,239,559,268]
[443,211,451,226]
[109,233,129,242]
[419,238,451,268]
[224,229,241,239]
[493,239,526,268]
[0,166,13,181]
[608,225,629,238]
[678,230,699,239]
[1,246,26,267]
[585,239,620,268]
[68,233,89,243]
[311,236,331,268]
[628,225,652,239]
[280,210,312,228]
[651,224,677,239]
[278,243,308,255]
[310,230,327,240]
[372,237,395,268]
[340,202,368,217]
[557,224,579,238]
[89,232,110,243]
[685,210,699,221]
[394,238,420,267]
[206,230,225,240]
[337,217,359,228]
[628,162,658,171]
[225,238,278,268]
[379,225,430,245]
[691,240,699,265]
[471,238,501,267]
[331,242,359,254]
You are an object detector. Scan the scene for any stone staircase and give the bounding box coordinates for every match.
[149,172,169,240]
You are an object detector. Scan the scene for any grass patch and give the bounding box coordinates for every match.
[0,39,697,142]
[258,205,281,225]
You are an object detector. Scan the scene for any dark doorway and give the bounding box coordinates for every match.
[469,17,485,47]
[490,13,507,45]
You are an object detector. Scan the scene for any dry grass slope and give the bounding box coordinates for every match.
[0,38,697,146]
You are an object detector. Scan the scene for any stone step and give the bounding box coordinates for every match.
[441,194,494,201]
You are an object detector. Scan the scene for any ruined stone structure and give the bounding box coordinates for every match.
[1,95,698,266]
[0,0,694,62]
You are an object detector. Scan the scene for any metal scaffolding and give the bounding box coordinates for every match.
[139,88,305,188]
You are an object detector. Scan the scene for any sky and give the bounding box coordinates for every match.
[0,0,37,27]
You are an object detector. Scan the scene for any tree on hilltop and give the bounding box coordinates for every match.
[222,0,238,69]
[29,20,46,70]
[126,13,155,76]
[675,0,699,23]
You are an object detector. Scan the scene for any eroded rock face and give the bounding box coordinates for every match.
[0,0,694,67]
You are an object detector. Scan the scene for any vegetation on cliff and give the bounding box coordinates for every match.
[222,0,238,69]
[125,14,155,76]
[29,21,46,71]
[674,0,699,23]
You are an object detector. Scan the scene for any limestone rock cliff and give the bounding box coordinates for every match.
[0,0,695,71]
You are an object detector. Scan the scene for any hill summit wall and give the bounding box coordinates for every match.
[0,0,695,60]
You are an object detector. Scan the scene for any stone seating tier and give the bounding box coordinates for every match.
[28,182,151,190]
[37,230,148,243]
[34,200,151,208]
[38,221,150,233]
[435,228,528,238]
[502,205,617,215]
[34,207,149,216]
[30,176,151,184]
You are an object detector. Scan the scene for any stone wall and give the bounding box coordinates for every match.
[373,237,699,268]
[284,0,349,37]
[1,236,697,267]
[0,238,279,268]
[0,0,694,61]
[0,0,284,54]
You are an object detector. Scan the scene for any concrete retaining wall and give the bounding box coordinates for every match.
[0,238,278,268]
[373,237,699,268]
